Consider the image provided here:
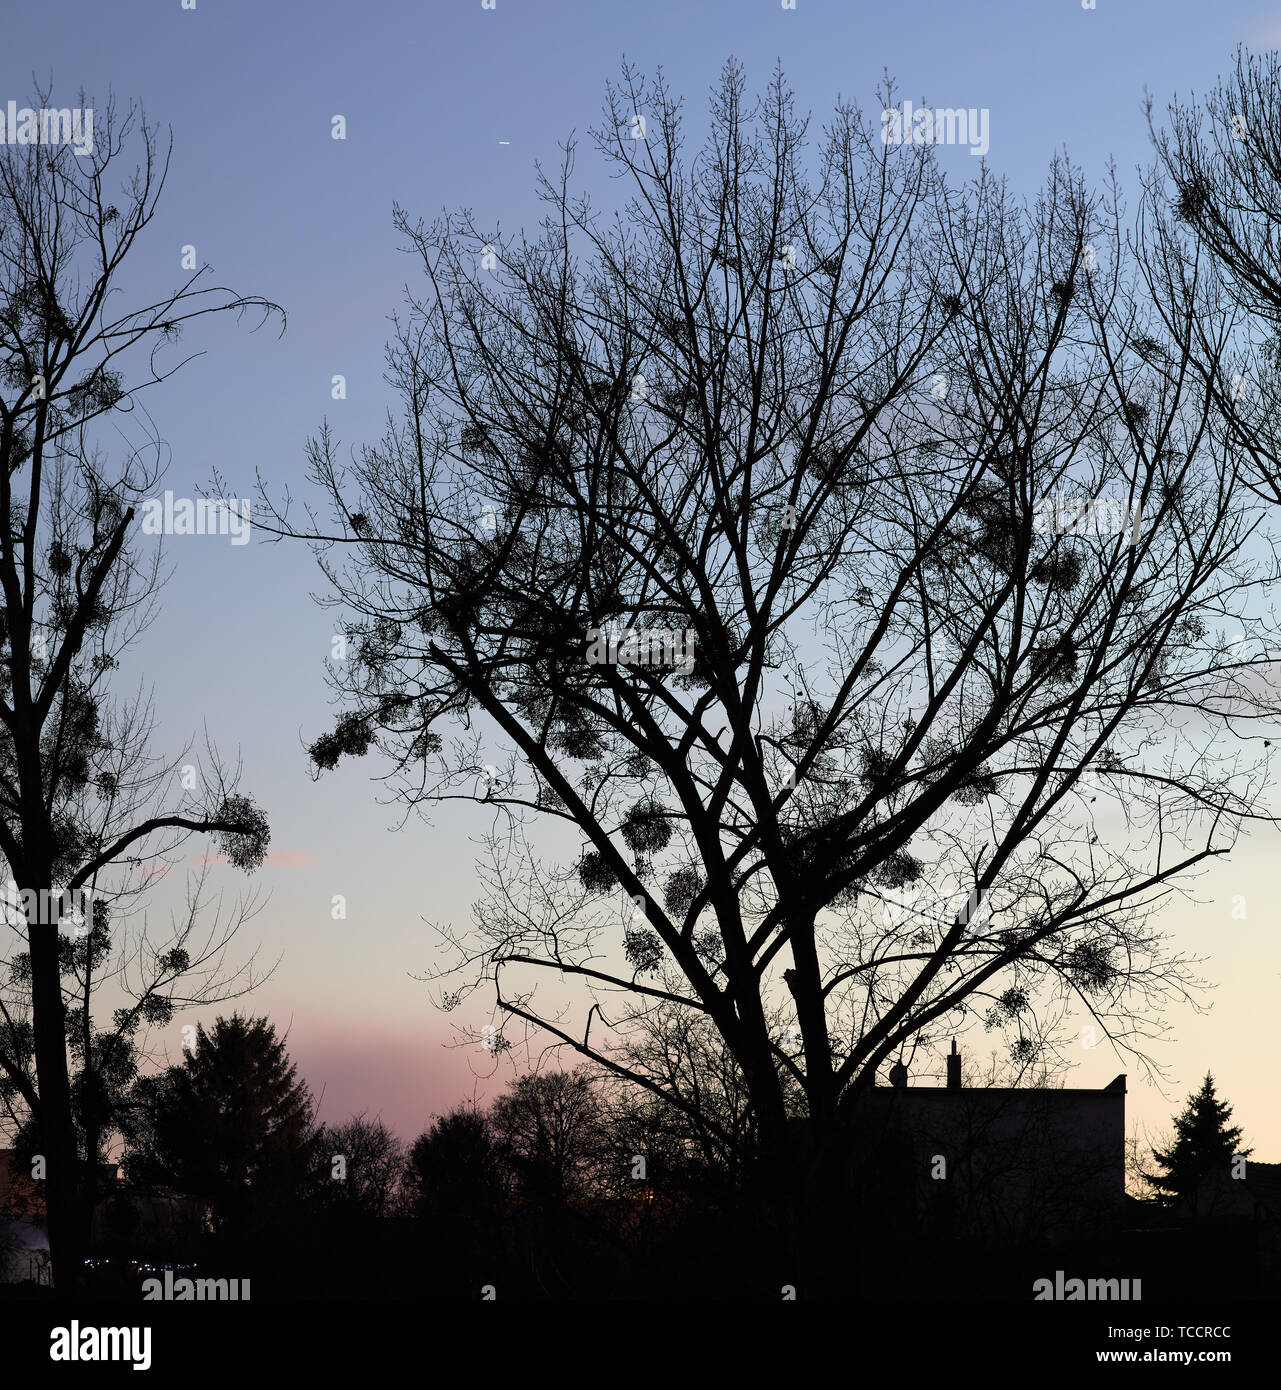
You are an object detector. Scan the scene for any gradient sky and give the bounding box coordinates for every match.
[4,0,1279,1158]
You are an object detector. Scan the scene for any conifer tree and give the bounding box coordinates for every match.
[1145,1072,1252,1212]
[126,1015,315,1229]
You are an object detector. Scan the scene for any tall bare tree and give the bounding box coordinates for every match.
[1147,46,1281,335]
[312,1112,408,1219]
[489,1069,602,1204]
[1143,46,1281,513]
[0,88,279,1287]
[273,64,1281,1290]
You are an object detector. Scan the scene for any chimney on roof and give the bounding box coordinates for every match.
[946,1039,961,1090]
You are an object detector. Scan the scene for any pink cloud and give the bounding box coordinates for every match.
[192,850,314,869]
[265,850,315,869]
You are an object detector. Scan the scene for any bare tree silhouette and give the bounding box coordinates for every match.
[263,63,1281,1290]
[0,87,281,1287]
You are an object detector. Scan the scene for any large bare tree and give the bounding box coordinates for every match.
[1143,46,1281,513]
[0,89,279,1287]
[273,64,1281,1290]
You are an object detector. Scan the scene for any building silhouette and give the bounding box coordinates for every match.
[853,1044,1127,1244]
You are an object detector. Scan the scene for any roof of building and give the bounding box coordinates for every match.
[874,1075,1126,1096]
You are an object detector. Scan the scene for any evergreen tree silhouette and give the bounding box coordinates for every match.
[1145,1072,1252,1212]
[126,1014,315,1230]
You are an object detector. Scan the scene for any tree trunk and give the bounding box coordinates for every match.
[759,1102,856,1299]
[28,910,85,1292]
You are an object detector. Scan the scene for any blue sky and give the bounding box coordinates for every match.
[4,0,1279,1149]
